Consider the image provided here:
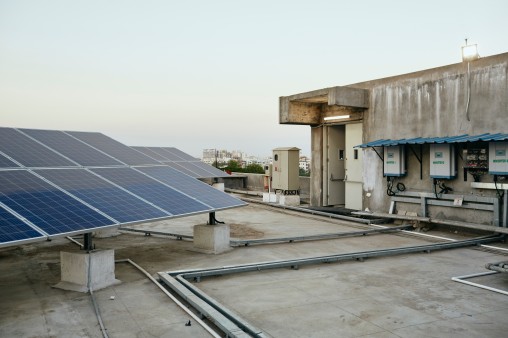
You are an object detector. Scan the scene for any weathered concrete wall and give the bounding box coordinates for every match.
[354,53,508,220]
[223,172,310,199]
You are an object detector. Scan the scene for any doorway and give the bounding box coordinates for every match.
[323,123,363,210]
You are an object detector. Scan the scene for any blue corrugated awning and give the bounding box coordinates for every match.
[356,133,508,148]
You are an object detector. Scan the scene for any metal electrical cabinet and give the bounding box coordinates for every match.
[430,144,456,179]
[489,142,508,175]
[384,146,406,177]
[272,147,300,193]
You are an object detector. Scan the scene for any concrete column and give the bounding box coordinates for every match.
[54,249,120,292]
[311,126,324,206]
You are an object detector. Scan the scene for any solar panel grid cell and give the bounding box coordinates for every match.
[0,206,45,244]
[131,147,167,161]
[67,131,160,165]
[36,169,169,223]
[22,129,123,166]
[172,161,215,178]
[162,147,198,161]
[138,166,246,209]
[0,154,20,168]
[0,128,76,167]
[0,170,114,236]
[91,167,213,216]
[192,161,229,177]
[147,147,183,161]
[162,162,200,177]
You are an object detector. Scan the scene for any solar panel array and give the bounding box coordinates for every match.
[0,127,246,248]
[132,146,230,178]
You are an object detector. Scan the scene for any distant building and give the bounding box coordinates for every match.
[299,156,310,173]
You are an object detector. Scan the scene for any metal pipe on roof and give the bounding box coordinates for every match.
[485,261,508,273]
[116,259,222,338]
[452,271,508,296]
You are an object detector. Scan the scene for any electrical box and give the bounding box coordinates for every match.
[489,142,508,175]
[272,147,300,192]
[430,144,456,179]
[384,146,406,177]
[464,147,488,171]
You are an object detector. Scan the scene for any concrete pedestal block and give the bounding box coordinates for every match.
[212,182,225,191]
[193,224,231,254]
[279,195,300,206]
[263,192,277,203]
[54,249,120,293]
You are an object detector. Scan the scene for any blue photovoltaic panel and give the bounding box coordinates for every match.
[36,169,169,223]
[0,170,114,236]
[131,146,167,161]
[0,127,76,167]
[147,147,184,161]
[139,166,246,209]
[190,161,230,178]
[21,129,123,167]
[164,161,200,177]
[0,154,20,168]
[0,206,45,246]
[67,131,161,165]
[162,147,199,161]
[91,167,213,216]
[168,161,215,178]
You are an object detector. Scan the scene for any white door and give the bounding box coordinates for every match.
[326,126,345,206]
[345,123,363,210]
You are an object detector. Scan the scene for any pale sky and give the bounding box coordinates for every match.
[1,1,506,158]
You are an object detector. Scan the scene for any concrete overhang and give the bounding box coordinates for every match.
[279,86,369,125]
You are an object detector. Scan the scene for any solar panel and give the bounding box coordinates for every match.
[36,169,169,223]
[131,146,229,178]
[21,129,123,167]
[168,161,215,178]
[145,147,183,161]
[0,127,246,248]
[0,127,76,167]
[162,147,199,161]
[67,131,161,165]
[163,161,200,177]
[0,153,20,168]
[131,146,167,161]
[0,206,45,247]
[190,161,230,177]
[90,167,213,216]
[138,166,246,209]
[0,170,115,236]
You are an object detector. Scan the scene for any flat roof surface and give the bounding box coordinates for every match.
[1,200,508,337]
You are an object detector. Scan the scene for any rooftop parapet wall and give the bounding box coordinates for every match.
[352,52,508,142]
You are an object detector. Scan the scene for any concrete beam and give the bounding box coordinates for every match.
[328,86,369,108]
[279,97,321,124]
[280,86,369,125]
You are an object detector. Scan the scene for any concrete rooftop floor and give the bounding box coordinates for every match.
[1,198,508,338]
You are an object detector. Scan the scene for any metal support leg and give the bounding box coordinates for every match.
[209,212,216,225]
[83,232,93,252]
[503,190,507,227]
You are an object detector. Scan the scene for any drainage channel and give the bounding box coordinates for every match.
[238,196,384,224]
[120,224,413,247]
[159,234,503,338]
[230,224,413,246]
[120,227,192,240]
